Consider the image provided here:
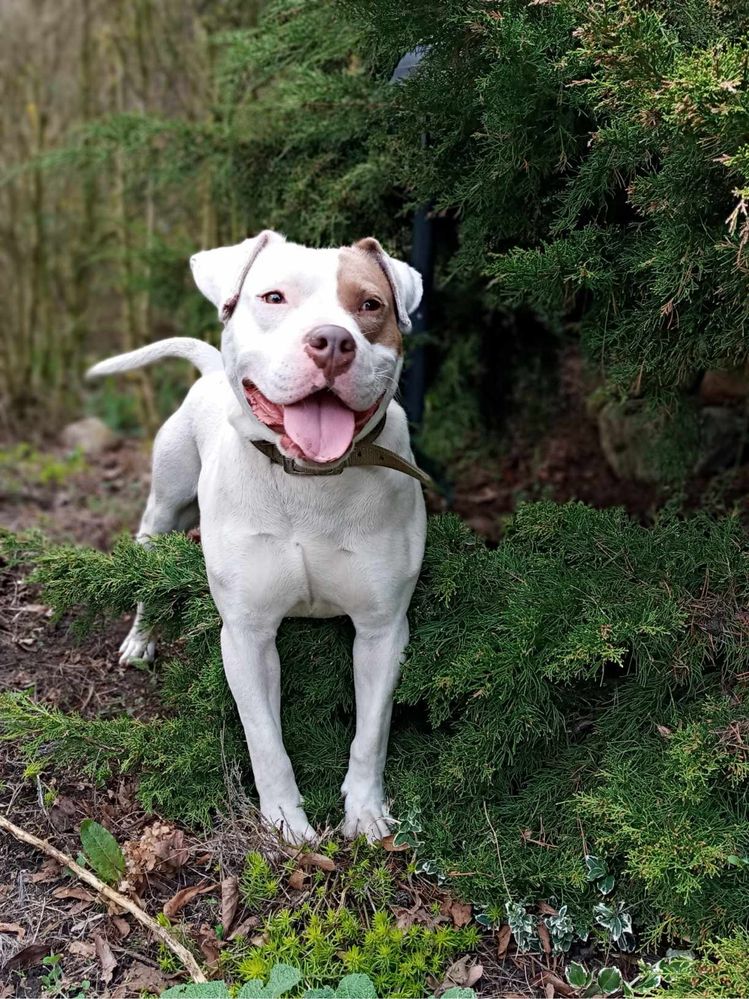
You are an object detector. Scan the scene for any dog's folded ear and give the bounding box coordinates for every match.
[190,230,285,321]
[354,237,423,334]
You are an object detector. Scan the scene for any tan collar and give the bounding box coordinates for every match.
[251,415,432,487]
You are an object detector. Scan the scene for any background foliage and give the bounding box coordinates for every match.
[3,502,749,947]
[4,0,749,457]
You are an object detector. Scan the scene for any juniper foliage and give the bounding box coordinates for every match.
[2,502,749,944]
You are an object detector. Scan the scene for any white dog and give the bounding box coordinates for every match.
[88,232,427,843]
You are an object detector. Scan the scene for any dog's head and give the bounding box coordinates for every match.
[190,232,422,465]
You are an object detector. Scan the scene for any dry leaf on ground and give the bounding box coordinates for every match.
[3,942,52,971]
[163,881,217,919]
[110,916,130,939]
[297,852,336,872]
[221,876,240,933]
[69,941,96,959]
[496,924,512,958]
[194,923,221,967]
[52,886,95,903]
[381,834,408,852]
[288,868,307,891]
[94,933,117,985]
[537,921,552,955]
[0,923,25,938]
[448,900,472,928]
[436,955,484,995]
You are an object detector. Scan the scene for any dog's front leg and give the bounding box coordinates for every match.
[342,614,409,841]
[221,619,315,845]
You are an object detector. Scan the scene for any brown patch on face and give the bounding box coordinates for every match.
[337,241,402,354]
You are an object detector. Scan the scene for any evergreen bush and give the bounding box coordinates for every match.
[46,0,749,452]
[2,501,748,949]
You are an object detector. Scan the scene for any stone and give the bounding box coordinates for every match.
[699,368,749,406]
[60,417,117,456]
[597,399,664,483]
[694,406,747,475]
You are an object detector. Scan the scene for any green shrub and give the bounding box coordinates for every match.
[2,502,748,948]
[660,934,749,997]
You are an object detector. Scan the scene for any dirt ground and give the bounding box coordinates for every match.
[0,358,732,996]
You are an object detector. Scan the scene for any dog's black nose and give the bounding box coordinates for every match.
[304,325,356,378]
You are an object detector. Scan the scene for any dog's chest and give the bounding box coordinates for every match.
[197,433,420,619]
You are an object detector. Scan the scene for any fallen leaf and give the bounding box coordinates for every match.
[221,876,239,933]
[29,860,60,883]
[229,915,259,941]
[194,923,221,968]
[3,942,52,971]
[537,901,559,917]
[123,821,191,884]
[381,834,408,852]
[251,931,270,947]
[437,955,484,995]
[122,960,169,994]
[496,924,512,958]
[288,868,307,891]
[163,881,217,919]
[110,916,130,940]
[297,852,336,872]
[545,983,554,999]
[49,795,78,832]
[94,933,117,985]
[449,901,472,928]
[53,886,95,903]
[69,941,96,959]
[0,923,24,938]
[537,920,552,955]
[535,972,575,998]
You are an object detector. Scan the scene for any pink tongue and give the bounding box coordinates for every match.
[283,392,356,462]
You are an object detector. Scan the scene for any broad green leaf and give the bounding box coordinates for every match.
[336,974,378,998]
[238,981,267,998]
[442,989,477,998]
[265,963,302,998]
[303,989,336,998]
[78,818,125,885]
[597,966,623,995]
[566,961,591,988]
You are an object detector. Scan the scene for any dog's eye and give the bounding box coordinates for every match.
[260,291,286,305]
[360,298,382,312]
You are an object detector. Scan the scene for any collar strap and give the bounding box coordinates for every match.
[250,415,432,487]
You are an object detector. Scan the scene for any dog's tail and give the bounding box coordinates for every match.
[86,337,223,380]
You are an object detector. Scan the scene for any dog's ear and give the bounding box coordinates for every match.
[354,237,423,333]
[190,230,284,321]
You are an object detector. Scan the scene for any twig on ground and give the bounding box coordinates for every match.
[0,813,207,983]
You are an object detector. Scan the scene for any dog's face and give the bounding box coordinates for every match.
[190,232,422,465]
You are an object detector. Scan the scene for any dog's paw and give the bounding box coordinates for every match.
[262,803,317,847]
[118,629,156,666]
[342,798,393,842]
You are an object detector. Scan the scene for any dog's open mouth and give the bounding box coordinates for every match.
[242,380,380,464]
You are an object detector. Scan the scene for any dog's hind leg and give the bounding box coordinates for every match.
[119,411,201,665]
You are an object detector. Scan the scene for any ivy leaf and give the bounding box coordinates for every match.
[336,974,378,998]
[566,961,591,988]
[78,819,125,886]
[597,967,623,995]
[598,874,615,895]
[584,855,608,881]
